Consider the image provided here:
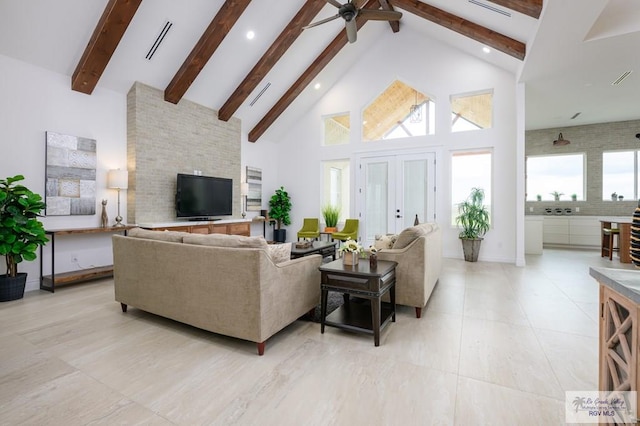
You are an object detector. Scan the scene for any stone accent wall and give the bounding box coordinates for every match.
[526,119,640,216]
[127,82,241,223]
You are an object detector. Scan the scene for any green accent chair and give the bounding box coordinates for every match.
[332,219,359,242]
[297,218,320,240]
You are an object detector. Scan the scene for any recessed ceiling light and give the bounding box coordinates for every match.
[246,30,255,40]
[314,82,321,90]
[482,46,491,54]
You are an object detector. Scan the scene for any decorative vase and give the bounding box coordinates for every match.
[325,227,337,233]
[369,254,378,269]
[343,252,359,266]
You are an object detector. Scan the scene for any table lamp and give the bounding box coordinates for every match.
[108,169,128,227]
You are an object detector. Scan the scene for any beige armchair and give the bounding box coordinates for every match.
[375,223,442,318]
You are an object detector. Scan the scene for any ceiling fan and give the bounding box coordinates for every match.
[305,0,403,44]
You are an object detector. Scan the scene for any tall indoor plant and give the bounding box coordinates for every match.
[0,175,48,301]
[455,187,490,262]
[268,186,291,243]
[321,204,340,232]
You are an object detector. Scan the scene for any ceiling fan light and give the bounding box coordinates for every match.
[553,133,570,146]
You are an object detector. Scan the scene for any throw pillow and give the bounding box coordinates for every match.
[267,242,292,264]
[392,223,437,249]
[128,227,188,243]
[374,234,397,250]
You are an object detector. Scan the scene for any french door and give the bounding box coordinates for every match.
[358,152,436,246]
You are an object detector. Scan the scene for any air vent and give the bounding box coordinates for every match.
[611,71,632,86]
[146,21,173,60]
[468,0,511,17]
[249,82,271,107]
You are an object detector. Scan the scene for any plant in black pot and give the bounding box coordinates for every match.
[268,186,291,243]
[455,187,490,262]
[0,175,48,301]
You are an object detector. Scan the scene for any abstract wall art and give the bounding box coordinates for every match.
[45,131,97,216]
[246,166,262,211]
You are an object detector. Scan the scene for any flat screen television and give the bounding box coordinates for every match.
[176,173,233,219]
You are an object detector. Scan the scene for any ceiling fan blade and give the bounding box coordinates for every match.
[358,9,402,21]
[304,13,341,29]
[326,0,343,8]
[345,19,357,43]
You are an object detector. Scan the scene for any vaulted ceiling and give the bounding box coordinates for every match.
[1,0,638,141]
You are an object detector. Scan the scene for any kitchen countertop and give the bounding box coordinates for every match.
[590,267,640,304]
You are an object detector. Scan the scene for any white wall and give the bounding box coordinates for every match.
[0,54,127,291]
[271,28,520,263]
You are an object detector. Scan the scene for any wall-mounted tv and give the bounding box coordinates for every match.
[176,173,233,219]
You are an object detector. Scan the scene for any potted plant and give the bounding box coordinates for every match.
[619,195,624,201]
[321,204,340,233]
[0,175,48,301]
[550,191,563,201]
[611,192,617,201]
[536,194,542,201]
[571,194,577,201]
[268,186,291,243]
[456,187,490,262]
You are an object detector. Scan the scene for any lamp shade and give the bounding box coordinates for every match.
[108,169,128,190]
[241,182,249,196]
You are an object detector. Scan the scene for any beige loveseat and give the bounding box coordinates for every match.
[375,223,442,318]
[112,228,321,355]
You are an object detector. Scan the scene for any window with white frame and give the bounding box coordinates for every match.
[322,159,350,222]
[451,91,493,132]
[323,113,350,146]
[451,150,492,225]
[603,151,636,201]
[526,154,585,201]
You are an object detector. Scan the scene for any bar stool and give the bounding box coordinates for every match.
[602,227,620,260]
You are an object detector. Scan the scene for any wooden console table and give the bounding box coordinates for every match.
[40,226,133,292]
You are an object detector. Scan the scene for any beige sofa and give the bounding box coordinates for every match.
[112,228,321,355]
[375,223,442,318]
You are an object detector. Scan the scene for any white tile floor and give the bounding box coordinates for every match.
[0,248,633,425]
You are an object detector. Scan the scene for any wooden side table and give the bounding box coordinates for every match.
[318,259,397,346]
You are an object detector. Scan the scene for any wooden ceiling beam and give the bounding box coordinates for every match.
[164,0,251,104]
[249,0,380,142]
[379,0,400,33]
[389,0,525,60]
[487,0,542,19]
[218,0,326,122]
[71,0,143,94]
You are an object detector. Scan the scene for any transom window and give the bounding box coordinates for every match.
[451,91,493,132]
[323,113,350,146]
[362,80,435,141]
[526,154,585,201]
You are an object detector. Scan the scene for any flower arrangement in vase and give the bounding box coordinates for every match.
[339,238,363,266]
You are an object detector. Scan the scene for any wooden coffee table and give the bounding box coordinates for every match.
[291,241,337,260]
[318,259,397,346]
